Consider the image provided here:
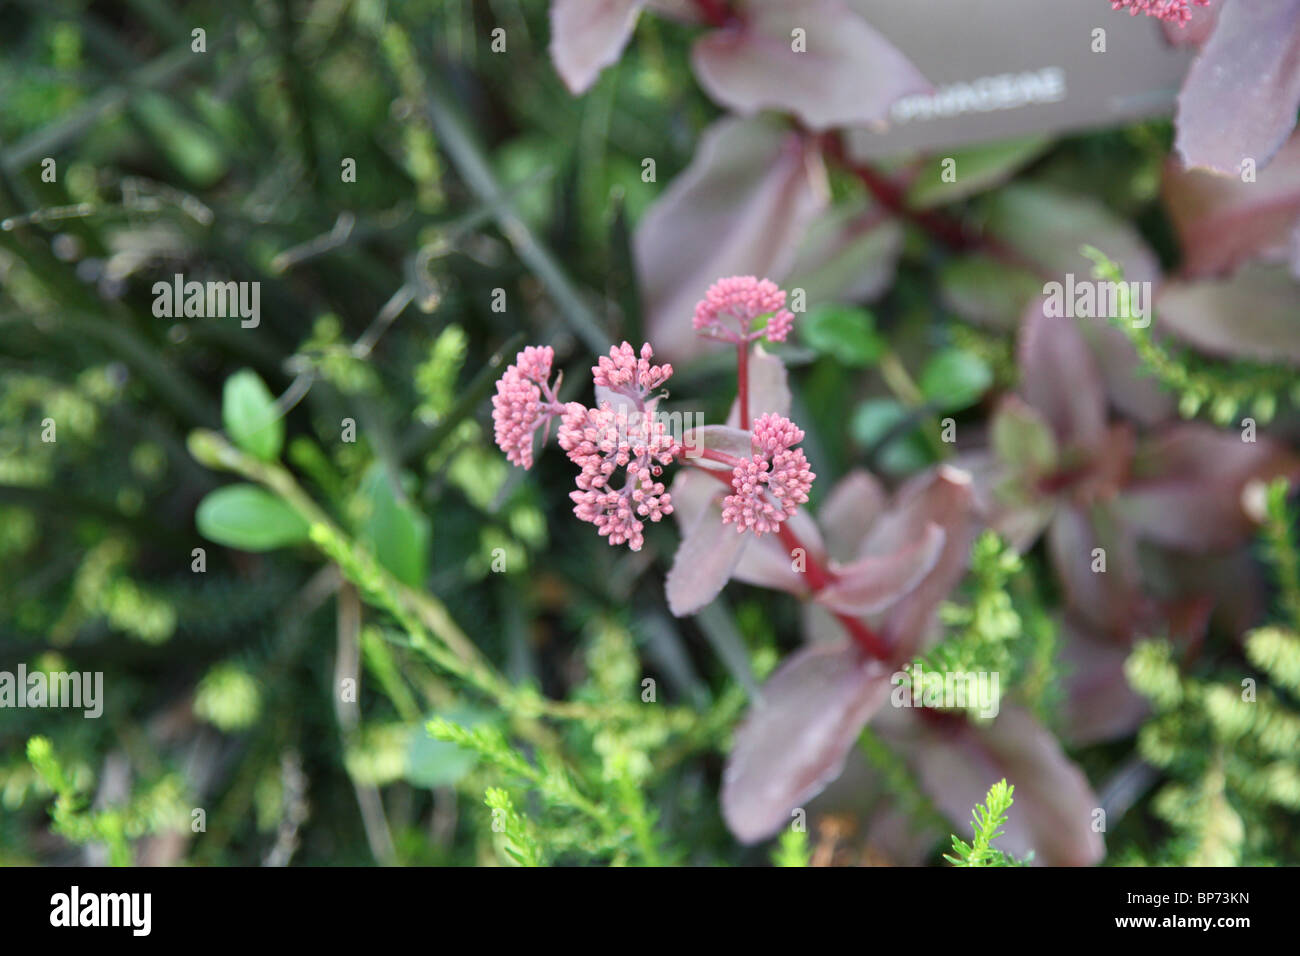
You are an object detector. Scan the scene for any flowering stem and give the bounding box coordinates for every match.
[696,447,744,468]
[736,341,750,429]
[773,524,892,661]
[834,613,892,661]
[685,463,892,661]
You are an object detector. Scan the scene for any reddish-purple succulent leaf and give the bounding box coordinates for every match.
[988,184,1161,286]
[667,462,827,604]
[863,806,945,866]
[721,641,892,843]
[669,467,719,529]
[860,466,960,558]
[665,496,748,616]
[732,508,827,595]
[1162,550,1268,643]
[1157,264,1300,365]
[818,470,887,563]
[691,0,930,131]
[1163,132,1300,277]
[1057,615,1150,745]
[549,0,645,94]
[957,447,1056,554]
[818,523,945,616]
[786,199,904,305]
[877,705,1105,866]
[1019,300,1108,454]
[800,601,845,646]
[1175,0,1300,175]
[727,344,792,425]
[1119,423,1300,551]
[681,424,754,468]
[1073,318,1176,426]
[1162,0,1221,47]
[1059,596,1211,746]
[874,466,977,663]
[635,117,828,362]
[989,186,1168,426]
[1047,503,1143,636]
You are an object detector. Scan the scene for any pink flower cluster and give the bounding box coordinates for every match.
[722,413,815,536]
[1110,0,1208,24]
[490,328,818,550]
[491,345,564,469]
[692,276,794,344]
[557,400,677,552]
[593,341,673,400]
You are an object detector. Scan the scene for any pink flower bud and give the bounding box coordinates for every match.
[721,413,815,535]
[1110,0,1209,24]
[592,341,673,399]
[558,401,677,551]
[692,276,795,345]
[491,345,563,469]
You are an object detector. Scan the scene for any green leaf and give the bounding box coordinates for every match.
[850,398,932,476]
[920,349,993,411]
[907,136,1051,209]
[938,255,1043,328]
[133,91,228,188]
[772,826,811,867]
[850,398,908,448]
[357,464,431,588]
[406,707,493,788]
[991,398,1058,478]
[196,484,310,551]
[799,304,886,367]
[879,436,932,476]
[222,369,283,462]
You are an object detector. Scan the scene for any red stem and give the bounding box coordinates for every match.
[834,612,892,661]
[698,447,744,468]
[686,463,892,661]
[821,131,1042,275]
[776,523,830,591]
[691,0,734,28]
[736,341,750,430]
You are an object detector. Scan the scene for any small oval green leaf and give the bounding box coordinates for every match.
[223,369,283,462]
[920,349,994,412]
[799,304,885,367]
[196,484,309,551]
[357,465,431,588]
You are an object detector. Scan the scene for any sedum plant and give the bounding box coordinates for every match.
[6,0,1300,871]
[488,276,1109,863]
